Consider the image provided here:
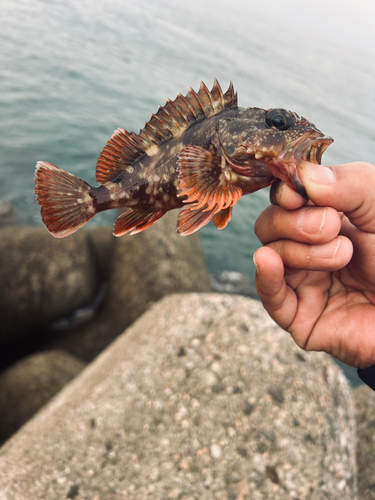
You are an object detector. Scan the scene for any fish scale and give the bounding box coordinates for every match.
[34,80,333,238]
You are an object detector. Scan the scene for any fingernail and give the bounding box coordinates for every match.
[275,182,283,205]
[312,237,341,258]
[300,161,335,184]
[270,181,283,205]
[298,208,326,234]
[253,253,259,272]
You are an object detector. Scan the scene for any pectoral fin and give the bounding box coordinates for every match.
[177,144,242,209]
[176,145,242,234]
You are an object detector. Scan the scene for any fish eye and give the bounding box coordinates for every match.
[265,109,294,131]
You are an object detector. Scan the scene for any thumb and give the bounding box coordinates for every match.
[297,161,375,233]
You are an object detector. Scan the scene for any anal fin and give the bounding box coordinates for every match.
[114,209,166,236]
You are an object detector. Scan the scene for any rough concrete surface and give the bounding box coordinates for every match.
[0,294,357,500]
[353,385,375,499]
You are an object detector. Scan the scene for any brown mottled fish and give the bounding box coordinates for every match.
[35,79,333,237]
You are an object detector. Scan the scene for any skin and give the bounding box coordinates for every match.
[253,160,375,369]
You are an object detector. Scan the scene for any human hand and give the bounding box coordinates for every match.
[253,161,375,369]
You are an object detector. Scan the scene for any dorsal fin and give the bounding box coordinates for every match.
[96,80,237,184]
[140,79,237,145]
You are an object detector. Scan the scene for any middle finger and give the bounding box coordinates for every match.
[255,205,342,246]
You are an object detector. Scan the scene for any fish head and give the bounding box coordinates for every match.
[222,107,333,195]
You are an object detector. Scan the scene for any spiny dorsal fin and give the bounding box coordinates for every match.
[140,79,237,145]
[96,80,237,184]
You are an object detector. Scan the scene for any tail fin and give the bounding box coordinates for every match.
[35,162,96,238]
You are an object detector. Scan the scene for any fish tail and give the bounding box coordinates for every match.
[35,162,96,238]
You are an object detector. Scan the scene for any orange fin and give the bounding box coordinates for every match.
[212,206,233,229]
[177,206,217,236]
[35,162,95,238]
[114,209,166,236]
[177,145,242,213]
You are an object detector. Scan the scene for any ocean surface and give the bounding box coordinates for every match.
[1,0,375,384]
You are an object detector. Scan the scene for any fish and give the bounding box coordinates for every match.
[34,79,333,238]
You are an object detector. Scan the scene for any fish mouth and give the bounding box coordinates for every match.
[278,132,333,196]
[296,136,334,165]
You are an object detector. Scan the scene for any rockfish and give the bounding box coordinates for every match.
[34,79,333,237]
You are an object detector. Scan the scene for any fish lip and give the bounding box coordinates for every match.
[292,135,333,195]
[274,132,333,195]
[295,135,334,165]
